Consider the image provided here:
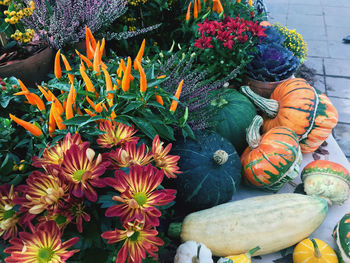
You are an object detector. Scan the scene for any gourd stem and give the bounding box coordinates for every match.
[168,222,182,238]
[311,239,322,258]
[240,86,279,118]
[247,246,261,256]
[246,116,263,149]
[213,150,229,165]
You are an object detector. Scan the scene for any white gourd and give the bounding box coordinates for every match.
[174,240,214,263]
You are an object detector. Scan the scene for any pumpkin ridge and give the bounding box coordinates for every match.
[173,148,210,159]
[185,172,211,202]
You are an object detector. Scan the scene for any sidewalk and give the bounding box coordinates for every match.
[266,0,350,162]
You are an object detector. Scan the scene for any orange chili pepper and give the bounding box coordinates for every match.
[48,104,56,136]
[194,0,198,18]
[157,75,166,79]
[186,2,192,21]
[212,0,224,13]
[60,54,74,84]
[102,67,114,106]
[76,50,93,68]
[85,96,102,113]
[47,91,64,114]
[93,41,101,76]
[100,38,105,55]
[37,85,52,102]
[198,0,201,13]
[66,83,76,120]
[134,39,145,70]
[135,60,147,93]
[154,86,164,106]
[9,114,43,137]
[170,79,184,112]
[122,57,132,92]
[85,26,96,50]
[80,64,95,93]
[28,93,45,111]
[84,108,96,117]
[13,91,29,96]
[54,49,62,79]
[86,40,95,60]
[236,0,241,3]
[110,110,117,120]
[51,103,66,130]
[248,0,253,6]
[76,107,83,116]
[18,79,35,105]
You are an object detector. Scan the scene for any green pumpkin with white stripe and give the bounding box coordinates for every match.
[333,213,350,263]
[241,78,338,153]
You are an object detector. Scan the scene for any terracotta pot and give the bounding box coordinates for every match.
[0,47,54,88]
[245,75,294,98]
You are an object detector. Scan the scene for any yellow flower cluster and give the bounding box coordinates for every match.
[0,0,11,5]
[3,1,35,24]
[11,28,35,43]
[275,23,308,62]
[129,0,148,6]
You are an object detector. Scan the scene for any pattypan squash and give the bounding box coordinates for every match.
[217,247,260,263]
[174,240,214,263]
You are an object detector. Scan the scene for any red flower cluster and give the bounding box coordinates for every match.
[194,16,267,50]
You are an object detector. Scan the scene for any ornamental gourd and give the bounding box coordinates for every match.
[171,130,241,212]
[302,160,350,206]
[333,213,350,263]
[168,193,328,257]
[241,78,338,153]
[217,247,260,263]
[293,238,338,263]
[210,89,257,155]
[241,115,302,192]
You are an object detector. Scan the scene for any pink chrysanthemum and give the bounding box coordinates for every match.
[97,121,139,148]
[60,144,108,202]
[0,184,21,240]
[4,221,79,263]
[104,164,176,226]
[101,220,164,263]
[151,135,181,178]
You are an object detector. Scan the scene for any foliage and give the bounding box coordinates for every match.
[245,26,301,82]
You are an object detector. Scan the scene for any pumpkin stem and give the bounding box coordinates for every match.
[240,86,279,118]
[246,116,263,149]
[168,222,182,238]
[213,150,229,165]
[311,238,322,258]
[247,246,260,257]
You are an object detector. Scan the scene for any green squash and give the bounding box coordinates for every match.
[171,130,241,212]
[333,212,350,263]
[210,89,257,155]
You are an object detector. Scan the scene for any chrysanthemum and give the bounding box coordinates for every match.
[97,121,139,148]
[15,171,67,216]
[4,220,79,263]
[32,133,88,168]
[151,135,181,178]
[101,220,164,263]
[0,184,20,240]
[104,164,176,226]
[60,144,108,202]
[64,197,90,233]
[104,141,152,170]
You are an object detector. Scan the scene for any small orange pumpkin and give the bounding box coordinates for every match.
[259,21,271,27]
[241,78,338,153]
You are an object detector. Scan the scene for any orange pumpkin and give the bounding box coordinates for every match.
[241,78,338,153]
[241,115,302,192]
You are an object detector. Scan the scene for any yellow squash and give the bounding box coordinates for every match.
[293,238,338,263]
[224,247,260,263]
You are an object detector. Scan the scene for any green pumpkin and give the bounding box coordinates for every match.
[210,89,257,155]
[171,130,241,212]
[333,212,350,263]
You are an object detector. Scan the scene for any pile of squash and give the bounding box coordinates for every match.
[170,78,350,263]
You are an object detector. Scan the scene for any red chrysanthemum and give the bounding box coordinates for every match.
[60,144,108,202]
[0,184,21,240]
[64,197,91,233]
[101,220,164,263]
[194,33,213,49]
[4,221,79,263]
[151,135,181,178]
[97,121,139,149]
[104,164,176,226]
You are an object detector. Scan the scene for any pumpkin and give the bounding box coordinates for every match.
[241,78,338,153]
[217,247,260,263]
[333,212,350,263]
[293,238,338,263]
[302,160,350,206]
[241,115,302,192]
[210,89,257,155]
[171,130,241,212]
[168,193,328,257]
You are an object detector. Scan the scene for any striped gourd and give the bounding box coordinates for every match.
[293,238,338,263]
[241,78,338,153]
[333,213,350,263]
[241,115,302,192]
[169,193,328,257]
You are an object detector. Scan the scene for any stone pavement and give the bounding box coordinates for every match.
[265,0,350,162]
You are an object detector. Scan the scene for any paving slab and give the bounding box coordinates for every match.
[304,40,329,58]
[333,123,350,157]
[267,4,289,16]
[289,0,321,5]
[267,14,287,25]
[288,4,323,15]
[327,97,350,123]
[326,76,350,99]
[328,41,350,59]
[304,57,324,75]
[287,14,324,27]
[325,15,350,27]
[322,6,350,16]
[324,58,350,77]
[326,26,349,42]
[313,75,326,93]
[321,0,350,7]
[288,25,327,41]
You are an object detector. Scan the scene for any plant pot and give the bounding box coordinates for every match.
[245,75,294,98]
[0,46,54,88]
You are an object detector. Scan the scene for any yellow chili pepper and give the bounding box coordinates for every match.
[54,49,62,79]
[170,79,184,112]
[9,114,43,137]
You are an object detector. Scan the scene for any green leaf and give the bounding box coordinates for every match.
[0,94,14,108]
[128,117,158,140]
[97,192,118,208]
[0,21,9,33]
[152,123,175,141]
[121,101,142,114]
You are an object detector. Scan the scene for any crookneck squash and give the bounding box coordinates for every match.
[241,115,302,192]
[333,213,350,263]
[171,130,241,212]
[168,193,328,257]
[293,238,338,263]
[210,89,257,155]
[302,160,350,206]
[241,78,338,153]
